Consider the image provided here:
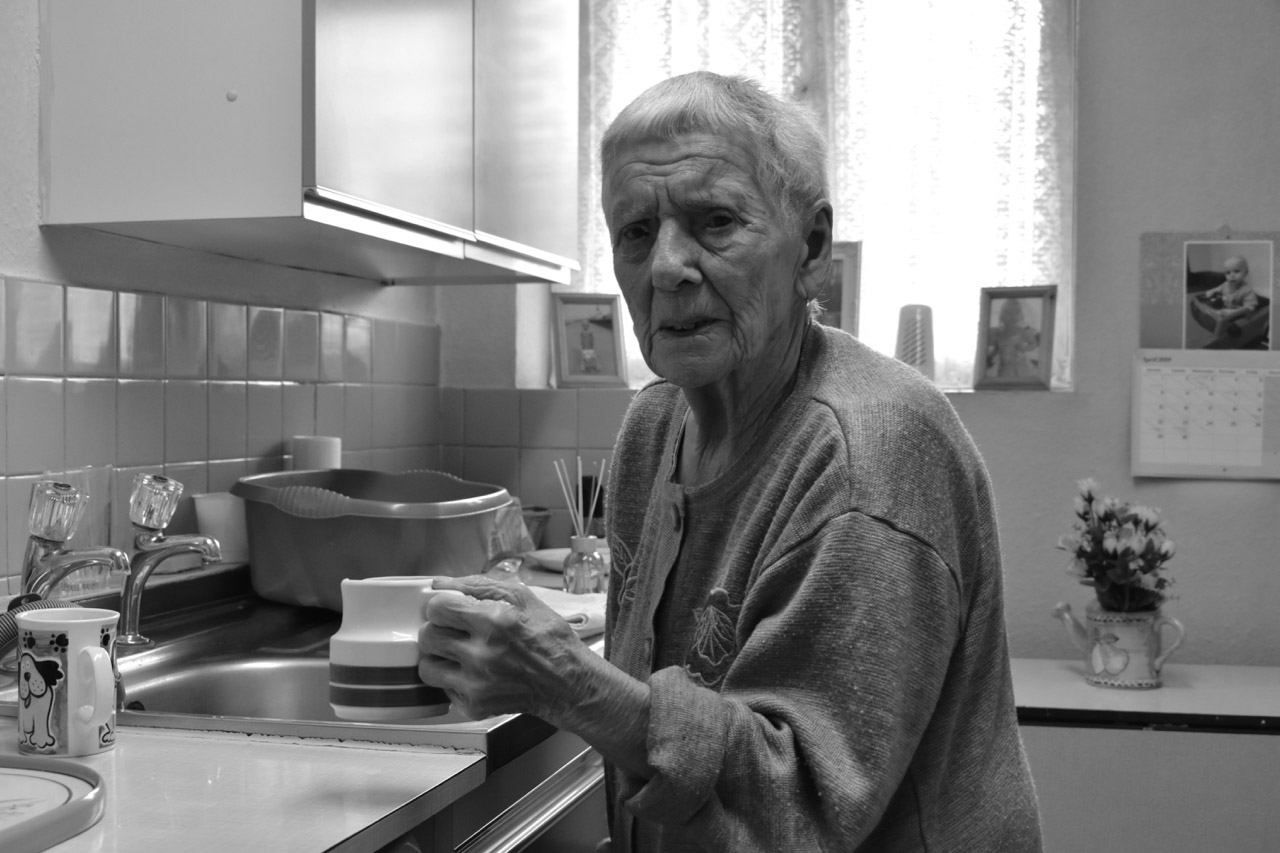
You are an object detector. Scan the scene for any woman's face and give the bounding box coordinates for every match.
[603,133,814,390]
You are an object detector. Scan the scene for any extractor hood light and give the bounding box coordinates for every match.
[302,196,466,260]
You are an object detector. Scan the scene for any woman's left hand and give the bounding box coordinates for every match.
[417,575,588,721]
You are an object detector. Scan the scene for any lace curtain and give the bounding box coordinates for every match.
[579,0,1075,389]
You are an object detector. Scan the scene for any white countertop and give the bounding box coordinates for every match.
[1013,658,1280,724]
[0,719,484,853]
[8,657,1277,850]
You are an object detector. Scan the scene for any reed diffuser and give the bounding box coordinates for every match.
[553,457,607,594]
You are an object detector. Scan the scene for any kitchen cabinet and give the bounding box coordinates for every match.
[1014,659,1280,852]
[39,0,578,285]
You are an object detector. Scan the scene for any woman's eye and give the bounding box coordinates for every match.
[703,211,736,230]
[618,222,650,243]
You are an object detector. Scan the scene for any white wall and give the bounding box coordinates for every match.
[955,0,1280,665]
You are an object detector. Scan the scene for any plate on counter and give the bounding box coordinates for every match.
[528,548,570,571]
[528,546,610,572]
[0,755,105,853]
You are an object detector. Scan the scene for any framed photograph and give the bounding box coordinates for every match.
[1182,239,1273,351]
[817,241,862,336]
[553,293,628,388]
[974,285,1057,389]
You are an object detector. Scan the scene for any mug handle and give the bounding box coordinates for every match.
[75,647,115,727]
[1152,616,1186,675]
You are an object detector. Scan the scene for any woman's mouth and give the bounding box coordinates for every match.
[663,318,716,334]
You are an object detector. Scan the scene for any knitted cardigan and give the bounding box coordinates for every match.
[602,323,1042,852]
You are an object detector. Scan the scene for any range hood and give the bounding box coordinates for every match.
[39,0,580,286]
[78,187,579,286]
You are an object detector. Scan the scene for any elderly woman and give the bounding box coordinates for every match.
[419,71,1042,851]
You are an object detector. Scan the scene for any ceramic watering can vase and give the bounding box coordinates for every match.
[1052,600,1186,689]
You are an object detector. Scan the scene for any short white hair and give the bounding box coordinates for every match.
[600,71,828,229]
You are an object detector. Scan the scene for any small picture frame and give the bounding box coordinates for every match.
[974,285,1057,389]
[1182,239,1273,351]
[553,293,628,388]
[817,241,862,336]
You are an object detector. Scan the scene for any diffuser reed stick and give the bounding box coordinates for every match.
[553,457,582,537]
[553,456,609,539]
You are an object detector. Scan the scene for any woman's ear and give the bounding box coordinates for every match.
[795,203,834,302]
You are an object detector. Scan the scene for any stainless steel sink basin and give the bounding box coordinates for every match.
[0,571,555,769]
[123,654,473,726]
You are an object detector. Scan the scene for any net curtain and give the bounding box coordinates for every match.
[579,0,1074,388]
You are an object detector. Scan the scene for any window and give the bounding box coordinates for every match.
[577,0,1076,390]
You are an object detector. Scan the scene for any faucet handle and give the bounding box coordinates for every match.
[28,480,87,542]
[129,474,184,530]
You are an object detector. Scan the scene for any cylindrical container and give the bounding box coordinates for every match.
[15,607,119,756]
[328,576,463,721]
[563,535,605,595]
[192,492,250,563]
[292,435,342,470]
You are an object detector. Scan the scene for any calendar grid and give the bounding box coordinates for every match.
[1133,351,1280,479]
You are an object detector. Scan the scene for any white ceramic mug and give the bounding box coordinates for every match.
[328,577,462,721]
[15,608,118,756]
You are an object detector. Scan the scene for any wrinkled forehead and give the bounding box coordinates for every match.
[602,134,769,221]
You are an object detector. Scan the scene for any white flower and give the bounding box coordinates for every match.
[1076,478,1099,500]
[1131,505,1160,530]
[1159,540,1176,558]
[1102,534,1118,554]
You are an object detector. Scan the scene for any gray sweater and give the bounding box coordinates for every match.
[603,323,1042,851]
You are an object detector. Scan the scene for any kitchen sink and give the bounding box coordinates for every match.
[122,654,473,726]
[0,568,555,769]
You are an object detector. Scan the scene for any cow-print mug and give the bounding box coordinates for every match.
[15,607,118,756]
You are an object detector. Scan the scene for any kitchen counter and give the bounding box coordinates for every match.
[1012,657,1280,731]
[1012,659,1280,851]
[0,718,484,853]
[11,654,1278,850]
[0,566,606,852]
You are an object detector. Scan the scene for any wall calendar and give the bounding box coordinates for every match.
[1132,349,1280,479]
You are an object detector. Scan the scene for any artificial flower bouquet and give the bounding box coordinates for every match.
[1056,478,1175,612]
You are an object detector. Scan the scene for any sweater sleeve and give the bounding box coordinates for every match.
[616,511,962,849]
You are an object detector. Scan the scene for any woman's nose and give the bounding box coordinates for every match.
[650,222,701,291]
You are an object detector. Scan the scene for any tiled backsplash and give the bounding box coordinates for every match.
[0,275,636,593]
[440,387,635,551]
[0,275,443,592]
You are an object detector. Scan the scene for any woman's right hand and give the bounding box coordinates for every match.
[418,575,653,778]
[416,575,590,721]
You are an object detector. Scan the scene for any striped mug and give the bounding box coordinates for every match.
[329,577,462,721]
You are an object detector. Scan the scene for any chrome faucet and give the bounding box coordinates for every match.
[21,480,130,599]
[118,474,222,648]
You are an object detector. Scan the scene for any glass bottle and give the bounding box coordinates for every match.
[563,535,605,594]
